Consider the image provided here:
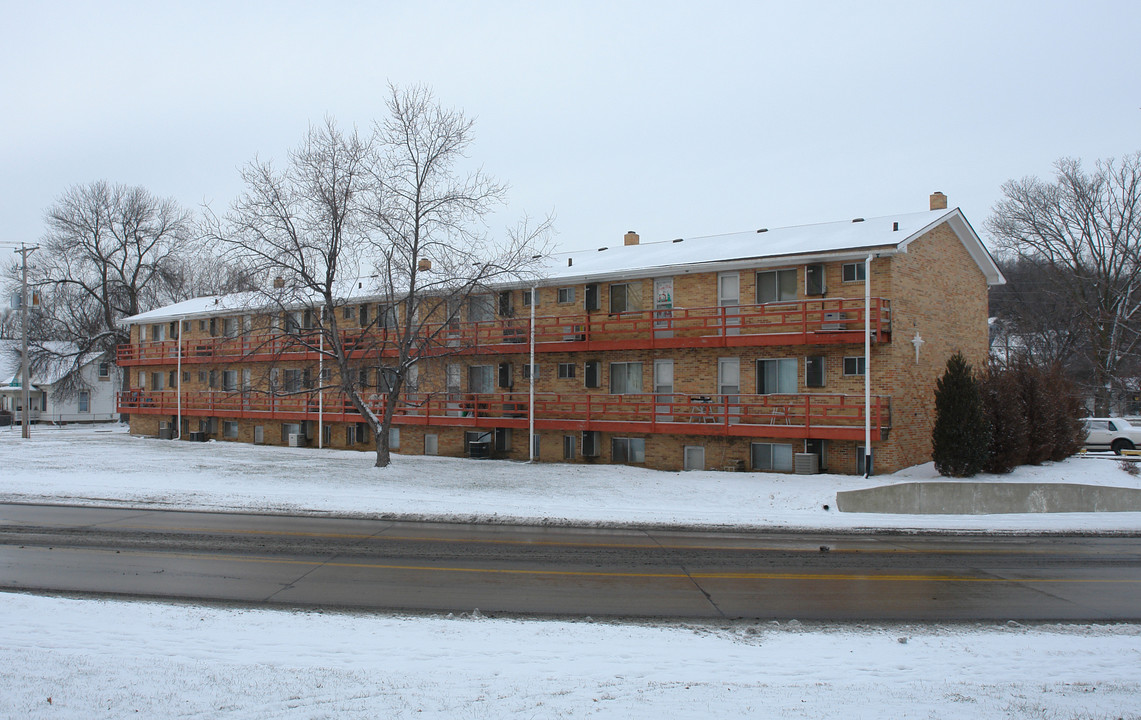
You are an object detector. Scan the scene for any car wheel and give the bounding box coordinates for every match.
[1111,439,1135,455]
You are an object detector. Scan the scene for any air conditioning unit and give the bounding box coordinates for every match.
[288,432,303,447]
[794,452,820,475]
[821,312,848,331]
[187,431,207,442]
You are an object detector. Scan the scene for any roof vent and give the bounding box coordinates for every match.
[893,222,899,232]
[756,228,768,233]
[598,247,608,252]
[672,238,684,243]
[531,254,542,259]
[568,258,573,267]
[852,218,865,223]
[624,231,640,246]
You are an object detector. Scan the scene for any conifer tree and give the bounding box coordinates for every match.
[932,352,992,477]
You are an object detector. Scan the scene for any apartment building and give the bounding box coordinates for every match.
[117,194,1003,474]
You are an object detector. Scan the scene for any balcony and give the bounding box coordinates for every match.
[116,297,891,366]
[118,390,891,442]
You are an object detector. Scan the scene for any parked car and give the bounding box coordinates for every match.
[1082,417,1141,454]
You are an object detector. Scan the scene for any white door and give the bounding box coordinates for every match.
[718,357,740,423]
[718,272,740,335]
[683,446,705,471]
[654,359,674,418]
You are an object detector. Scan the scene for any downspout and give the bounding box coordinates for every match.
[528,286,536,462]
[318,307,324,449]
[864,254,873,478]
[176,320,182,439]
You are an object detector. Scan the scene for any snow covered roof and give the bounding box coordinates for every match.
[121,207,1003,326]
[0,340,102,388]
[535,208,1003,284]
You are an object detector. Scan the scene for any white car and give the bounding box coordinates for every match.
[1082,417,1141,454]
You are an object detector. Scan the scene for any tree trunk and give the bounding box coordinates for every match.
[373,428,391,468]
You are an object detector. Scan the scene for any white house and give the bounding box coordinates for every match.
[0,341,120,424]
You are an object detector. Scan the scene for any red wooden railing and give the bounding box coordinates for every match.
[117,297,891,365]
[117,390,891,440]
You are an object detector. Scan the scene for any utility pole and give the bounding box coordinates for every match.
[14,243,38,439]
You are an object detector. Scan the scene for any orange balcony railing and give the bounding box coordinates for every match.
[118,390,891,442]
[117,297,891,366]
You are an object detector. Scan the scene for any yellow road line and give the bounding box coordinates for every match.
[13,545,1141,583]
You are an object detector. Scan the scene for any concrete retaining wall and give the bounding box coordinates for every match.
[836,482,1141,514]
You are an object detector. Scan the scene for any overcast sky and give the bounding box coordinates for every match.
[2,1,1138,255]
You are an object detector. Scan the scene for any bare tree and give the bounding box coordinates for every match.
[12,181,195,399]
[213,89,551,468]
[988,153,1141,414]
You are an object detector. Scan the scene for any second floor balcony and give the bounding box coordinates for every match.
[118,389,892,442]
[117,297,891,366]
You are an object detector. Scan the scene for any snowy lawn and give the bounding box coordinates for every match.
[2,591,1139,719]
[2,424,1140,532]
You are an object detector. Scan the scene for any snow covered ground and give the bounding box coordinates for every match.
[3,425,1141,718]
[3,591,1139,719]
[2,424,1140,532]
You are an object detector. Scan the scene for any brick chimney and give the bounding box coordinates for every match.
[417,258,432,272]
[930,191,947,211]
[624,230,640,246]
[273,276,285,289]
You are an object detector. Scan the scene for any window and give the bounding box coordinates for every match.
[563,435,577,459]
[346,425,358,445]
[198,370,207,385]
[806,356,826,387]
[152,324,165,342]
[532,433,541,458]
[609,362,643,394]
[494,427,512,452]
[522,289,539,307]
[78,391,90,414]
[283,369,303,393]
[209,370,218,389]
[223,317,240,337]
[557,287,576,304]
[389,427,400,450]
[182,320,191,333]
[342,305,356,320]
[558,363,576,379]
[199,319,208,332]
[752,442,794,471]
[842,262,867,282]
[97,362,110,378]
[468,295,495,323]
[182,371,190,382]
[843,356,866,376]
[377,304,399,330]
[718,272,739,306]
[223,370,238,392]
[223,421,239,439]
[359,304,370,326]
[151,372,164,391]
[424,434,438,455]
[522,364,539,380]
[857,446,873,475]
[758,358,797,394]
[612,437,646,463]
[756,269,797,303]
[609,283,642,313]
[469,365,494,394]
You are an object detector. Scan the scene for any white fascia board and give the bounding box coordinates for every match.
[896,208,1006,286]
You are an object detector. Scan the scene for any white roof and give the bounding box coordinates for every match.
[121,207,1004,326]
[0,340,101,387]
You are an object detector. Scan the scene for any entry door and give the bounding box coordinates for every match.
[718,272,740,336]
[683,446,705,471]
[654,359,674,419]
[653,276,674,338]
[718,357,740,423]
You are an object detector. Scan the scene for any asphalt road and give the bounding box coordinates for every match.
[2,503,1140,620]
